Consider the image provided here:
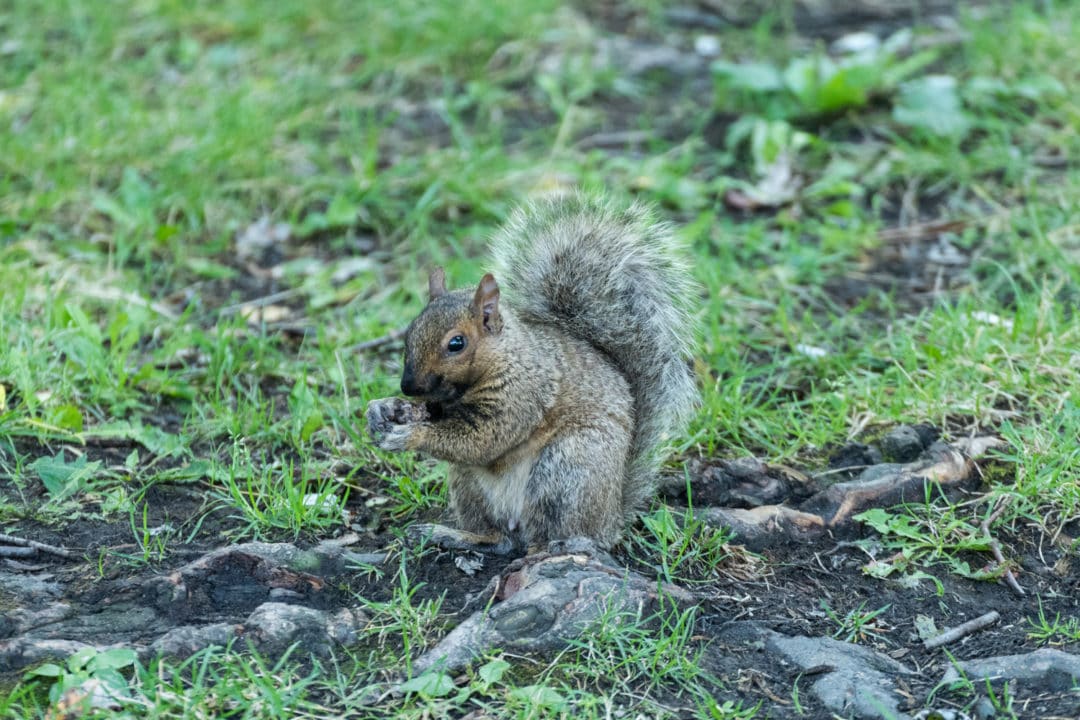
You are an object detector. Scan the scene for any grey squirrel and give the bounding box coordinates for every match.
[366,193,699,553]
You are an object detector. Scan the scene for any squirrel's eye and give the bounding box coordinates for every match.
[447,335,467,353]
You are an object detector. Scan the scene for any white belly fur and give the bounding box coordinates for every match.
[473,456,534,533]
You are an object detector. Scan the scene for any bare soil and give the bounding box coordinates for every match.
[3,431,1078,718]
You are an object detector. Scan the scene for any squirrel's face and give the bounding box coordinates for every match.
[400,269,503,406]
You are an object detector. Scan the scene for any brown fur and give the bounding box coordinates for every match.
[366,194,698,552]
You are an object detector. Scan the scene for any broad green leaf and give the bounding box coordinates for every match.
[712,60,785,92]
[914,614,938,641]
[509,684,566,709]
[782,56,827,103]
[26,663,64,678]
[185,256,237,280]
[880,48,939,87]
[478,658,510,685]
[67,646,98,672]
[88,648,138,672]
[893,75,970,137]
[30,453,101,500]
[289,379,325,443]
[150,460,213,484]
[83,421,183,456]
[399,672,455,697]
[299,412,324,443]
[816,64,877,112]
[48,404,84,432]
[862,558,897,579]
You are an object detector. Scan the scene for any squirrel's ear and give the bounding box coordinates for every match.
[473,273,502,333]
[428,267,447,301]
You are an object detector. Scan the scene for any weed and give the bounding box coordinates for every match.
[23,647,139,712]
[1027,597,1080,645]
[855,500,1004,585]
[821,600,892,644]
[713,29,938,121]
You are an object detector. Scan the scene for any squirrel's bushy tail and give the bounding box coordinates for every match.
[490,192,699,517]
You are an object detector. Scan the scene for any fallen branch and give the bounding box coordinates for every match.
[74,284,179,319]
[877,219,968,243]
[575,130,650,151]
[217,289,301,316]
[0,546,36,558]
[0,533,75,559]
[924,611,1000,650]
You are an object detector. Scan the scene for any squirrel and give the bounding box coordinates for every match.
[366,193,699,553]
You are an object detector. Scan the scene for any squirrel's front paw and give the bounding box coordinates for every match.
[366,397,426,451]
[375,423,414,451]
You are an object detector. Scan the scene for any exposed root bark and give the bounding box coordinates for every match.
[695,440,1000,548]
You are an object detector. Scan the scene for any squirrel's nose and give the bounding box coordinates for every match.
[400,365,418,396]
[400,363,432,396]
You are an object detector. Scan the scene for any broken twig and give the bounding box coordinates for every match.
[924,611,1000,650]
[218,289,302,316]
[0,533,75,559]
[0,546,37,558]
[878,219,968,244]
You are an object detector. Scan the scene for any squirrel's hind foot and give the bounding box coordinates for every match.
[406,522,521,557]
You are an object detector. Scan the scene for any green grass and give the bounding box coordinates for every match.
[1,0,1079,716]
[1028,597,1080,645]
[630,504,748,587]
[821,600,892,644]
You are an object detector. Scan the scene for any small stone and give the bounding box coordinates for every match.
[828,442,883,470]
[454,553,485,576]
[327,608,367,645]
[268,588,303,600]
[244,602,331,656]
[795,342,829,359]
[879,426,925,463]
[235,216,291,263]
[149,623,239,660]
[973,696,997,720]
[693,35,721,58]
[830,31,880,56]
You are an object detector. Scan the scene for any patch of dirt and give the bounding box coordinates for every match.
[687,534,1078,717]
[3,427,1077,718]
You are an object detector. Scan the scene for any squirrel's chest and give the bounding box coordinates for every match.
[473,455,535,533]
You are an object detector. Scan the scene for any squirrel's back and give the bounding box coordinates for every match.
[490,193,699,516]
